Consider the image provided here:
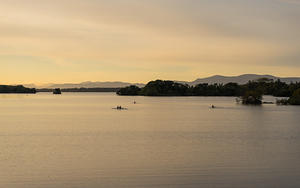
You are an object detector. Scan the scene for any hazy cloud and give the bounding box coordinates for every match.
[0,0,299,84]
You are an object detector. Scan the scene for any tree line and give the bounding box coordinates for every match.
[0,85,36,93]
[117,78,300,105]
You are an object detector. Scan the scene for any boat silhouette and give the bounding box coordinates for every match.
[113,106,128,110]
[53,88,62,95]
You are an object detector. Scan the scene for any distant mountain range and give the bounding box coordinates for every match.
[25,74,300,89]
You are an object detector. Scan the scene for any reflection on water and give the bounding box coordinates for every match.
[0,93,300,188]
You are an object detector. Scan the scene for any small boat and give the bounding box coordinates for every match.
[113,106,128,110]
[53,88,62,95]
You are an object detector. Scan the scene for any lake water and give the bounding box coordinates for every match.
[0,93,300,188]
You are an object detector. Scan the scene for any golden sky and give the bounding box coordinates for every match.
[1,0,300,84]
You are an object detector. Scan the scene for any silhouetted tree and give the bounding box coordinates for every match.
[241,90,263,105]
[117,85,141,95]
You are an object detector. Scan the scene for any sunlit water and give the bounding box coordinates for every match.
[0,93,299,188]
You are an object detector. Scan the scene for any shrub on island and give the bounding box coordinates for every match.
[241,90,263,105]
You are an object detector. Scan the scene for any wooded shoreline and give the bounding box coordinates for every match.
[117,79,300,105]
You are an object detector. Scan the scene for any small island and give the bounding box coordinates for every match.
[117,79,300,105]
[0,85,36,94]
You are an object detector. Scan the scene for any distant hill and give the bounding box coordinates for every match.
[27,81,145,89]
[183,74,300,85]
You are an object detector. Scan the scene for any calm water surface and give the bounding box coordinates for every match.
[0,93,300,188]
